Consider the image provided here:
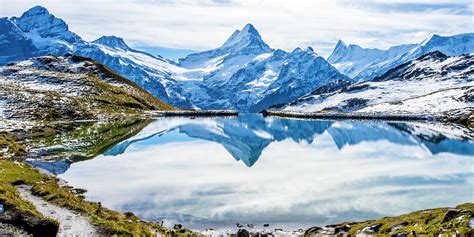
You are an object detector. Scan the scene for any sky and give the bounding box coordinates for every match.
[1,0,473,59]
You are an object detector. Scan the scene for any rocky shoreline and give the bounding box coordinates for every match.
[261,109,473,127]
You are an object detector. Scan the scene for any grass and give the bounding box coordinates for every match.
[306,203,474,236]
[0,132,26,158]
[0,182,60,236]
[0,120,196,236]
[0,159,190,236]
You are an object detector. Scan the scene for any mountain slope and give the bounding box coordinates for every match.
[0,6,192,108]
[1,6,352,112]
[0,54,174,121]
[281,51,474,120]
[328,33,474,80]
[175,25,351,112]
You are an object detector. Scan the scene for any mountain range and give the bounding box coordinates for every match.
[281,51,473,122]
[328,33,474,81]
[0,5,473,114]
[102,115,473,169]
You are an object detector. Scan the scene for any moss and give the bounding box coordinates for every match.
[0,159,173,236]
[0,167,59,236]
[307,204,474,236]
[0,132,26,158]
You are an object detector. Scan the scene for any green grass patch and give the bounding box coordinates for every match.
[0,159,181,235]
[307,203,474,236]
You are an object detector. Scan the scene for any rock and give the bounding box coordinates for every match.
[390,222,407,232]
[263,224,270,227]
[335,224,351,233]
[247,224,254,228]
[361,223,382,233]
[443,208,461,222]
[173,224,182,230]
[304,226,322,236]
[237,228,250,237]
[236,223,243,228]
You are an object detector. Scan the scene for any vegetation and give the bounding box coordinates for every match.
[0,132,26,159]
[305,203,474,236]
[0,118,199,235]
[0,181,59,236]
[0,159,197,236]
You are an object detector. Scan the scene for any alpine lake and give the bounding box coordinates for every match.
[28,113,474,231]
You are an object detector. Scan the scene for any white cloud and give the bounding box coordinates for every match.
[1,0,472,57]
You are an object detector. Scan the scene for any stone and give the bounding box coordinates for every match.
[237,228,250,237]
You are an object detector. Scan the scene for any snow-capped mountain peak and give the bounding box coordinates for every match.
[421,33,474,56]
[11,5,80,43]
[178,23,272,70]
[328,33,474,80]
[220,23,271,53]
[92,36,130,51]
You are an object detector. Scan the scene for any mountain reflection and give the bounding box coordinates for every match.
[104,114,474,167]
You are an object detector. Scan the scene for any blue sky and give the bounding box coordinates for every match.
[1,0,473,58]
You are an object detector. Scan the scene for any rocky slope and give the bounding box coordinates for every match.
[281,51,473,122]
[1,6,351,112]
[0,54,174,122]
[328,33,474,80]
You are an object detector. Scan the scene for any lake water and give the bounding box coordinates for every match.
[58,114,474,231]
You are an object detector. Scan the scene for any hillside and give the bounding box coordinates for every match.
[280,52,474,123]
[0,54,174,122]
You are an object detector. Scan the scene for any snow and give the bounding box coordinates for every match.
[328,33,474,80]
[3,5,473,113]
[284,53,474,116]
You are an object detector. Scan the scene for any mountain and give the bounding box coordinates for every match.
[0,6,192,108]
[99,114,473,170]
[1,6,351,112]
[176,24,350,112]
[0,54,174,121]
[328,33,474,80]
[281,51,474,121]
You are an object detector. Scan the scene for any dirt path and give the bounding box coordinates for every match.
[16,185,98,236]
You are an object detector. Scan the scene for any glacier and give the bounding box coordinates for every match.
[281,51,474,119]
[328,33,474,80]
[0,6,350,112]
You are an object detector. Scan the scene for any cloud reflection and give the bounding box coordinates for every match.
[59,115,474,230]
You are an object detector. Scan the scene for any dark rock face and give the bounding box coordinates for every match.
[442,209,461,222]
[0,203,59,237]
[237,228,250,237]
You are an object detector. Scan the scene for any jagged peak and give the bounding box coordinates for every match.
[11,6,81,43]
[241,23,260,36]
[93,36,130,50]
[335,40,347,49]
[23,5,49,16]
[221,23,269,51]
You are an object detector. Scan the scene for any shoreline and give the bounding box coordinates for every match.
[261,110,436,121]
[150,110,239,117]
[1,112,473,236]
[260,110,473,127]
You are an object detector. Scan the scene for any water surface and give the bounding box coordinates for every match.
[58,114,474,230]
